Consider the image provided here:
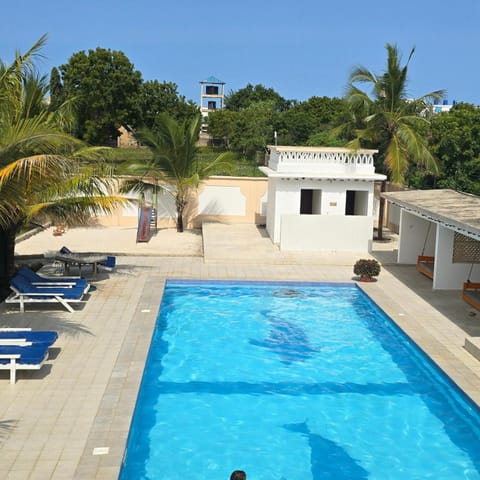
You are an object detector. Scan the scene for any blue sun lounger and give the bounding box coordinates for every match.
[5,275,90,313]
[17,267,88,289]
[0,342,50,384]
[0,328,58,347]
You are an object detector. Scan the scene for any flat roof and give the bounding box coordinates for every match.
[267,145,379,154]
[382,188,480,240]
[259,166,386,181]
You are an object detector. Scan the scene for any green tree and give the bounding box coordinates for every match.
[226,83,291,111]
[206,100,279,158]
[49,67,64,111]
[427,103,480,194]
[206,109,238,146]
[229,100,279,158]
[345,43,445,184]
[138,80,199,129]
[53,48,143,144]
[126,114,233,232]
[0,36,127,281]
[307,130,347,147]
[280,96,349,145]
[344,43,445,239]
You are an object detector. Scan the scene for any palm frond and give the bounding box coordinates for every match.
[385,135,407,183]
[0,154,72,188]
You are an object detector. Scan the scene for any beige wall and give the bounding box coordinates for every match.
[94,177,403,233]
[96,176,268,229]
[193,176,267,227]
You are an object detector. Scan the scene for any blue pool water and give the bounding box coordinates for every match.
[120,280,480,480]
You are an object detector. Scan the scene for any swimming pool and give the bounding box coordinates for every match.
[120,280,480,480]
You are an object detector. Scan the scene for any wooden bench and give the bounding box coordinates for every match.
[416,255,435,280]
[462,282,480,311]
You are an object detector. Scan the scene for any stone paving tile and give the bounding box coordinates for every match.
[1,227,480,478]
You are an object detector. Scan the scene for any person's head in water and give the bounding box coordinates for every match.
[230,470,246,480]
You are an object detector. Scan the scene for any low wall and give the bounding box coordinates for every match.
[279,215,374,252]
[96,176,268,228]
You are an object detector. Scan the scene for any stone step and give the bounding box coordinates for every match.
[464,337,480,361]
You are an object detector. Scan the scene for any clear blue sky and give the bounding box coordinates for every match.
[2,0,479,105]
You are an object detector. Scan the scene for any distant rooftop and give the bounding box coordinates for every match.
[200,76,225,84]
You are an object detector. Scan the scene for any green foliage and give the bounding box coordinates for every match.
[97,147,153,174]
[280,96,349,145]
[0,36,128,276]
[125,114,235,231]
[307,131,347,147]
[208,99,280,159]
[54,47,143,144]
[229,101,279,157]
[426,103,480,194]
[210,83,292,157]
[138,80,199,129]
[49,67,64,111]
[106,147,263,177]
[208,89,350,155]
[196,148,264,177]
[343,43,445,184]
[207,109,237,144]
[353,259,381,278]
[225,83,291,111]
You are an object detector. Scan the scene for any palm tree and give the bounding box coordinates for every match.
[344,43,445,239]
[345,43,445,183]
[125,113,232,232]
[0,36,128,282]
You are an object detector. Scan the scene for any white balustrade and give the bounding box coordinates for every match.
[267,146,378,175]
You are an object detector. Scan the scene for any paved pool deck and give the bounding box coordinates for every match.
[1,223,480,479]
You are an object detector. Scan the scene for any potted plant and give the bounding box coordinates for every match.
[53,225,65,236]
[354,258,381,282]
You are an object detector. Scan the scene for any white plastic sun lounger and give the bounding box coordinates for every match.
[0,342,49,384]
[5,275,90,313]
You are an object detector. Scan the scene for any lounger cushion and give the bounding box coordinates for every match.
[0,344,48,365]
[17,267,88,288]
[10,276,87,299]
[0,331,57,347]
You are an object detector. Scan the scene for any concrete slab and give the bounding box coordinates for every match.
[15,226,203,258]
[202,222,384,265]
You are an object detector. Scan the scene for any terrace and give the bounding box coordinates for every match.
[0,224,479,478]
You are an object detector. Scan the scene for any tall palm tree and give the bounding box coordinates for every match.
[344,43,445,239]
[345,43,445,184]
[125,113,233,232]
[0,36,127,281]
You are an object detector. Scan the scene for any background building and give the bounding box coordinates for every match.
[199,76,225,134]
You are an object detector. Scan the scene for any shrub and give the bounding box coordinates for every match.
[353,259,381,278]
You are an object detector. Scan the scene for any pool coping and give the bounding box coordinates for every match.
[75,268,480,479]
[2,253,479,479]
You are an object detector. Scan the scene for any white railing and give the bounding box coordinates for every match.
[267,146,378,174]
